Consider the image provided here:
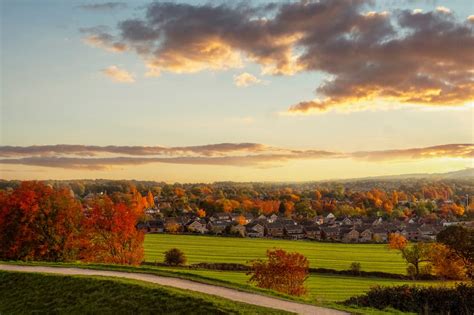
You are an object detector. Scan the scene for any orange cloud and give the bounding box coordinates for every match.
[0,143,471,170]
[81,1,474,113]
[233,72,262,87]
[101,65,135,83]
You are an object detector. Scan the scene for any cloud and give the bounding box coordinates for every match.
[351,144,474,161]
[0,143,270,157]
[81,1,474,113]
[80,26,127,52]
[78,2,127,11]
[101,65,135,83]
[234,72,262,87]
[0,143,471,170]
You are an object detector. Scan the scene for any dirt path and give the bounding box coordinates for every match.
[0,264,348,315]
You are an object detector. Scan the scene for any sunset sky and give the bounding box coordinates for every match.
[1,0,473,182]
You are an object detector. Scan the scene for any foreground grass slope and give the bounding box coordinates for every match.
[0,271,290,315]
[145,234,407,274]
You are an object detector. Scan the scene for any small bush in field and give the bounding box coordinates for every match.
[164,248,186,266]
[349,262,361,275]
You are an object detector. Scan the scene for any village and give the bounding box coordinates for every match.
[138,210,472,243]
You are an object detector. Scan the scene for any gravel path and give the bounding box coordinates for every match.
[0,264,348,315]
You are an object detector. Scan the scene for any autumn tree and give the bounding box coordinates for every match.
[428,243,467,280]
[146,191,155,208]
[248,249,309,296]
[388,234,430,278]
[0,181,83,261]
[81,194,144,265]
[437,225,473,278]
[236,215,246,225]
[196,208,206,218]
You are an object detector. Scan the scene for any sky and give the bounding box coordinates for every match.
[0,0,473,182]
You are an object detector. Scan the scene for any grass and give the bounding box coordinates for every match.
[156,267,455,303]
[145,234,408,274]
[0,271,291,315]
[2,261,454,314]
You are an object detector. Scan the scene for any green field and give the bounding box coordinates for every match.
[158,267,453,303]
[0,271,289,315]
[145,234,407,274]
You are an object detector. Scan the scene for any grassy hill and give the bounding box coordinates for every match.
[145,234,407,274]
[0,271,289,315]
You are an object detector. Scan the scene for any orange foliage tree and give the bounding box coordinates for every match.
[388,233,408,250]
[196,208,206,218]
[81,195,144,265]
[248,249,309,296]
[236,215,246,225]
[0,181,83,261]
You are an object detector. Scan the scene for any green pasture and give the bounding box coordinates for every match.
[158,267,454,303]
[145,234,408,274]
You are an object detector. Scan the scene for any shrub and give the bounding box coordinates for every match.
[164,248,187,266]
[349,262,361,275]
[248,248,309,296]
[344,283,474,314]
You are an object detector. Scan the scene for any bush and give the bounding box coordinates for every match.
[344,283,474,314]
[164,248,186,266]
[349,262,361,275]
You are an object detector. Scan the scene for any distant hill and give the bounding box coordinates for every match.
[338,168,474,182]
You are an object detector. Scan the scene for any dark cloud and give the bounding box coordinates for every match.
[81,0,474,112]
[78,2,127,11]
[0,143,471,170]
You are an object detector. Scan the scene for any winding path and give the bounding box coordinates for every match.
[0,264,348,315]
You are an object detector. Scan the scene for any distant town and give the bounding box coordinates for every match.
[3,177,470,244]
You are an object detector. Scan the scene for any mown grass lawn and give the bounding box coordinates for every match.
[0,271,290,315]
[145,234,407,274]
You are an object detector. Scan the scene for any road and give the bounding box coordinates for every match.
[0,264,348,315]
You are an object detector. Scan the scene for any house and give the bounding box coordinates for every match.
[341,227,359,243]
[266,221,284,237]
[304,225,321,240]
[418,224,438,241]
[207,220,230,235]
[321,226,340,241]
[147,220,164,233]
[268,214,279,223]
[284,224,305,240]
[186,219,208,234]
[210,212,231,222]
[372,227,388,242]
[359,228,373,242]
[246,222,265,238]
[401,224,420,241]
[230,223,246,237]
[340,217,353,226]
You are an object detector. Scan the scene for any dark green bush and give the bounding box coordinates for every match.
[344,283,474,314]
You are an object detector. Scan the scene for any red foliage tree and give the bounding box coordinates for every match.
[0,181,83,261]
[80,195,144,265]
[248,249,309,296]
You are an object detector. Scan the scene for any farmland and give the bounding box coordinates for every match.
[145,234,407,274]
[145,234,455,304]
